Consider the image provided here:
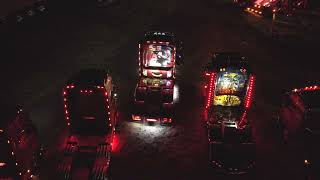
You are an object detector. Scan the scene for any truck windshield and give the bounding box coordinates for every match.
[68,91,110,135]
[214,68,248,107]
[143,44,174,68]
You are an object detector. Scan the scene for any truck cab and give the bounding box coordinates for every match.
[203,52,256,174]
[57,69,119,180]
[0,104,42,180]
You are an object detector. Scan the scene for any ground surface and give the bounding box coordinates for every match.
[0,0,319,179]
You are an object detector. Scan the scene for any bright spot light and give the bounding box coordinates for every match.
[173,84,179,103]
[129,122,168,137]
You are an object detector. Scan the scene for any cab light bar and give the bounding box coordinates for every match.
[132,115,142,121]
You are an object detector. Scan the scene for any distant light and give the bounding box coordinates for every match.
[304,159,310,165]
[132,115,142,121]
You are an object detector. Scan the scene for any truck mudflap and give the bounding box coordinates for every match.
[90,156,110,180]
[208,141,256,175]
[57,156,73,180]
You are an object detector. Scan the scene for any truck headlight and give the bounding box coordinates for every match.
[167,70,172,78]
[142,69,147,76]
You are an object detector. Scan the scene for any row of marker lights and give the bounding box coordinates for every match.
[245,76,255,109]
[2,130,33,177]
[246,7,263,14]
[293,85,319,92]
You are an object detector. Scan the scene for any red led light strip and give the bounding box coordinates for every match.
[206,73,216,109]
[245,75,255,109]
[63,89,70,126]
[292,85,320,93]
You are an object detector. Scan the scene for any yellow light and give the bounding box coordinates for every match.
[304,159,310,165]
[132,115,142,121]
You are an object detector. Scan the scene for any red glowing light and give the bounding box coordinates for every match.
[206,73,216,109]
[111,134,119,152]
[245,76,255,109]
[292,85,320,93]
[105,92,108,96]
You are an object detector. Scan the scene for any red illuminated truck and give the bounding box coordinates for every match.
[132,31,182,124]
[277,85,320,180]
[138,31,183,79]
[203,52,256,174]
[0,104,43,180]
[57,69,119,180]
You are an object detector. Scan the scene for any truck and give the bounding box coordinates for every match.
[277,85,320,180]
[0,104,43,180]
[57,69,120,180]
[203,52,256,174]
[132,31,183,124]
